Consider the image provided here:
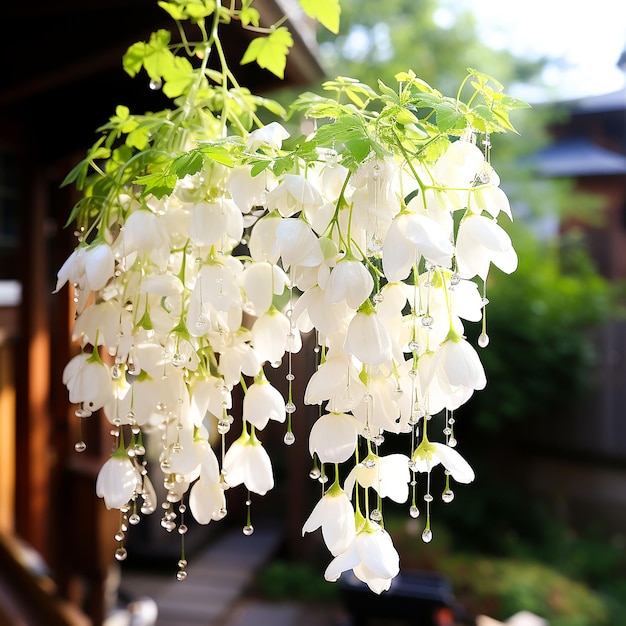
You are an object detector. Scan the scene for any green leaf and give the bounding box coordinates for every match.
[134,171,178,199]
[123,30,172,80]
[240,27,294,79]
[199,144,236,167]
[171,151,205,178]
[299,0,341,34]
[239,6,260,26]
[161,56,197,98]
[126,126,151,150]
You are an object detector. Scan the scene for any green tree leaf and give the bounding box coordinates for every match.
[240,27,294,79]
[299,0,341,34]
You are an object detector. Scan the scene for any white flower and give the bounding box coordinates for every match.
[455,214,518,280]
[246,121,290,152]
[266,174,323,217]
[308,412,360,464]
[345,307,393,366]
[222,430,274,495]
[469,184,512,219]
[434,139,485,188]
[325,520,400,594]
[344,453,411,504]
[250,307,291,364]
[189,198,243,249]
[189,478,226,524]
[240,261,289,316]
[62,352,112,412]
[382,212,453,282]
[273,218,324,270]
[118,208,170,262]
[243,378,286,430]
[302,482,356,556]
[325,259,374,309]
[411,438,475,484]
[95,454,140,509]
[431,334,486,392]
[83,242,116,291]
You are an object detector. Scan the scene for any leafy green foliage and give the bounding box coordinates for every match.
[240,27,294,79]
[300,0,341,34]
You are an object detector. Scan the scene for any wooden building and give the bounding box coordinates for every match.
[0,2,323,624]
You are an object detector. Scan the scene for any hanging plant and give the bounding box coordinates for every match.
[56,0,528,593]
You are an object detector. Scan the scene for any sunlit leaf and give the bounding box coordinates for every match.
[299,0,341,34]
[240,27,293,79]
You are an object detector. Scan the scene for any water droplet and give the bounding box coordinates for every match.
[285,402,296,414]
[373,434,385,446]
[114,531,126,542]
[179,504,187,513]
[74,441,87,453]
[421,315,434,328]
[448,437,457,448]
[176,570,188,581]
[373,292,384,304]
[172,353,186,367]
[149,78,162,91]
[178,524,188,535]
[442,490,455,503]
[217,420,231,435]
[111,364,122,379]
[367,233,383,254]
[448,417,455,425]
[115,548,128,561]
[283,431,296,446]
[370,509,382,522]
[423,493,433,503]
[178,559,187,569]
[285,373,295,381]
[216,507,228,520]
[364,459,376,469]
[409,505,420,519]
[478,333,490,348]
[318,474,329,484]
[422,529,433,543]
[443,427,452,436]
[75,407,92,418]
[408,340,419,351]
[450,273,461,286]
[243,525,254,536]
[129,513,141,525]
[309,468,321,480]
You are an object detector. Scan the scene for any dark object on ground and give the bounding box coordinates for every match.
[339,569,468,626]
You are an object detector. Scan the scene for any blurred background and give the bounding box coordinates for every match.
[1,1,625,625]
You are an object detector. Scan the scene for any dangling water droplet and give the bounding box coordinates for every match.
[423,493,433,503]
[364,458,376,469]
[442,490,455,503]
[75,407,92,418]
[285,373,295,381]
[309,468,321,480]
[421,315,434,328]
[179,504,187,513]
[114,531,126,542]
[443,427,452,436]
[74,441,87,453]
[216,507,228,520]
[409,505,420,519]
[367,233,383,254]
[448,437,457,448]
[408,340,420,351]
[111,364,122,379]
[172,352,186,367]
[178,524,188,535]
[149,77,162,91]
[176,570,188,581]
[217,420,231,435]
[373,434,385,446]
[370,509,383,522]
[283,431,296,446]
[421,529,433,543]
[285,402,296,414]
[318,474,329,484]
[129,513,141,525]
[115,548,128,561]
[450,273,461,286]
[478,333,490,348]
[178,559,187,569]
[373,292,384,304]
[242,525,254,536]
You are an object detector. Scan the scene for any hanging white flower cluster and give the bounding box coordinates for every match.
[56,0,527,591]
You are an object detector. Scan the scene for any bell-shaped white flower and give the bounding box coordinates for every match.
[431,332,486,392]
[246,121,290,152]
[242,374,286,430]
[309,412,360,464]
[218,337,261,387]
[240,261,289,316]
[250,306,291,364]
[345,303,393,367]
[266,174,323,217]
[455,214,518,280]
[118,207,170,263]
[189,198,243,249]
[302,480,356,556]
[433,139,485,188]
[189,477,226,524]
[325,258,374,309]
[382,212,453,282]
[344,453,411,504]
[411,437,475,484]
[325,519,400,594]
[469,184,512,219]
[273,217,324,270]
[95,451,140,510]
[84,242,116,291]
[63,351,112,412]
[222,428,274,495]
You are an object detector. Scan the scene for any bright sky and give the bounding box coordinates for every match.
[442,0,626,101]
